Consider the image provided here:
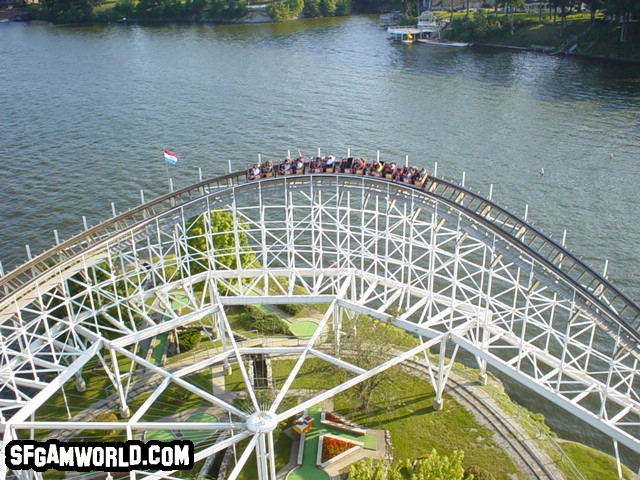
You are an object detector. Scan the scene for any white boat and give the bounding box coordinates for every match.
[417,38,471,47]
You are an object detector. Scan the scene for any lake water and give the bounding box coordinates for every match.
[2,15,640,468]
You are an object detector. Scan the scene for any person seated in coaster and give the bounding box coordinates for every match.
[403,166,416,181]
[383,162,396,176]
[263,160,274,174]
[323,155,335,169]
[251,163,262,177]
[370,160,383,174]
[281,158,292,172]
[295,157,305,171]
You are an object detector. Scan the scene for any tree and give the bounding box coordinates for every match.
[186,208,257,275]
[113,0,135,19]
[409,449,467,480]
[40,0,97,22]
[208,0,247,20]
[135,0,165,20]
[505,0,524,34]
[303,0,321,16]
[320,0,337,15]
[335,0,352,16]
[583,0,604,23]
[348,452,469,480]
[239,305,290,335]
[177,328,202,351]
[605,0,640,41]
[339,315,417,412]
[267,0,303,20]
[348,458,403,480]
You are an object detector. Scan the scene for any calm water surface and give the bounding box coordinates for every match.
[2,15,640,466]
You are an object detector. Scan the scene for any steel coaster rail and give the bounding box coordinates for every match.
[1,169,639,338]
[426,177,640,334]
[415,177,640,346]
[0,171,245,299]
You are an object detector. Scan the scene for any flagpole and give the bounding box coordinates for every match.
[164,158,171,192]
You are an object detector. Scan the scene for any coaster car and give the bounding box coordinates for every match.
[278,158,297,176]
[367,160,385,178]
[397,166,429,188]
[247,161,277,181]
[293,157,306,174]
[339,157,354,173]
[309,157,326,174]
[381,162,398,180]
[340,157,367,174]
[322,155,337,173]
[413,170,429,188]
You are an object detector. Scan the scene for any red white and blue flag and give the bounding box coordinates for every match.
[163,149,178,165]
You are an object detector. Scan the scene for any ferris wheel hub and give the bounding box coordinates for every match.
[246,411,278,433]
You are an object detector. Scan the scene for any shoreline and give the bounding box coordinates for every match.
[471,41,640,65]
[6,9,640,65]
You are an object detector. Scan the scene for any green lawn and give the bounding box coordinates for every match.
[561,441,636,480]
[333,365,523,478]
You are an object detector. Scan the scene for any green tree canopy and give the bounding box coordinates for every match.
[409,449,467,480]
[347,450,468,480]
[348,458,403,480]
[186,208,258,275]
[208,0,248,20]
[40,0,97,22]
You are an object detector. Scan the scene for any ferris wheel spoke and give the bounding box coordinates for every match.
[224,433,260,480]
[269,277,351,415]
[216,305,262,413]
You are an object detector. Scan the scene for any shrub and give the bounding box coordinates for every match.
[335,0,351,16]
[267,0,303,21]
[279,303,303,316]
[320,0,336,16]
[303,0,320,17]
[177,328,201,351]
[443,10,506,42]
[239,306,290,335]
[465,465,496,480]
[85,411,119,440]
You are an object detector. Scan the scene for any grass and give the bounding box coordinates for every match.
[233,427,293,480]
[226,352,521,477]
[224,357,347,395]
[31,353,139,434]
[127,371,215,422]
[561,441,636,480]
[272,358,346,391]
[332,364,523,478]
[31,298,634,479]
[436,8,640,59]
